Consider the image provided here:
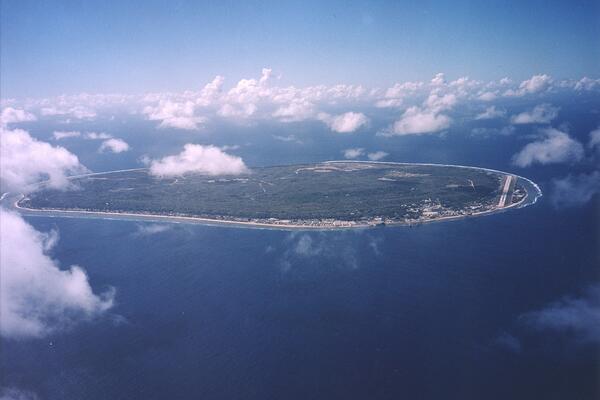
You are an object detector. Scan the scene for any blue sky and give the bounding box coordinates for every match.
[1,0,599,97]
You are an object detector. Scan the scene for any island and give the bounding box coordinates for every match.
[16,161,542,229]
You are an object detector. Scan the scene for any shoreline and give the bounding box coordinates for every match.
[9,161,541,231]
[14,190,531,231]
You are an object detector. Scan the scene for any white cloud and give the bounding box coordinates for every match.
[342,148,364,159]
[589,127,600,150]
[389,106,451,135]
[424,93,456,111]
[477,91,497,101]
[0,208,114,339]
[134,223,172,236]
[84,132,112,140]
[318,112,369,133]
[510,103,559,124]
[149,144,249,177]
[551,171,600,208]
[196,75,225,106]
[375,98,403,108]
[475,106,506,120]
[521,285,600,345]
[273,134,303,144]
[272,100,315,122]
[505,74,552,96]
[143,100,206,130]
[53,130,81,140]
[430,73,446,86]
[574,77,600,91]
[0,387,39,400]
[512,128,584,167]
[367,151,388,161]
[99,138,130,153]
[1,128,87,193]
[1,107,37,127]
[41,105,97,119]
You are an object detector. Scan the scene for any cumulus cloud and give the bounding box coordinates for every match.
[342,148,364,159]
[512,128,584,167]
[477,91,497,101]
[589,127,600,150]
[367,151,388,161]
[505,74,552,96]
[0,208,114,339]
[318,112,369,133]
[143,100,206,130]
[520,285,600,345]
[40,105,96,119]
[510,103,559,124]
[389,106,451,135]
[430,73,446,86]
[99,138,130,153]
[1,128,87,193]
[551,171,600,207]
[149,144,249,177]
[475,106,506,120]
[376,81,423,108]
[84,132,112,140]
[574,77,600,91]
[53,130,81,140]
[1,107,37,127]
[272,100,315,122]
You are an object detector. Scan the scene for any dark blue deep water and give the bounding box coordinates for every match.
[2,100,599,399]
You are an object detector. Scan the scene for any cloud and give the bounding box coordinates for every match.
[149,144,249,177]
[318,112,369,133]
[551,171,600,207]
[512,128,584,167]
[133,223,172,236]
[143,100,206,130]
[574,77,600,91]
[196,75,225,106]
[1,128,87,193]
[367,151,388,161]
[493,332,522,353]
[272,100,315,122]
[510,103,559,124]
[1,107,37,127]
[430,73,446,86]
[0,208,114,339]
[40,105,96,119]
[505,74,552,96]
[343,148,364,159]
[84,132,112,140]
[589,127,600,150]
[477,91,497,101]
[278,232,360,271]
[0,387,39,400]
[273,134,302,144]
[99,138,130,153]
[475,106,506,120]
[376,81,423,108]
[520,285,600,345]
[389,106,451,135]
[52,130,81,140]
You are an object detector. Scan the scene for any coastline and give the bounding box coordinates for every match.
[9,161,542,231]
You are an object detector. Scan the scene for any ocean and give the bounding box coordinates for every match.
[2,100,599,399]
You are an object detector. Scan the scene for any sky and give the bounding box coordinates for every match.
[1,0,599,98]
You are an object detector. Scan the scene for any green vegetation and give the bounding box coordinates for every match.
[21,162,522,226]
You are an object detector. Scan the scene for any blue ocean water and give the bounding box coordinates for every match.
[2,99,599,399]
